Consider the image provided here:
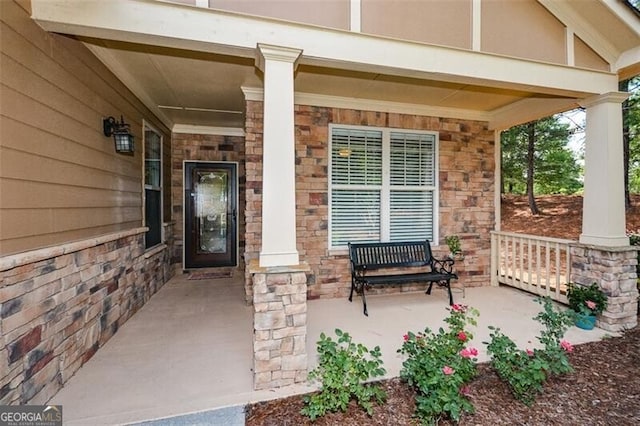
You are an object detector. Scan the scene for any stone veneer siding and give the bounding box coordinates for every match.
[0,227,174,404]
[170,133,246,279]
[244,102,495,301]
[252,265,308,389]
[570,244,638,331]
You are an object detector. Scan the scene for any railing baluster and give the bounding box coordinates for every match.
[510,235,516,287]
[535,240,541,294]
[518,236,524,289]
[544,241,551,296]
[527,237,533,293]
[491,231,574,304]
[554,242,561,298]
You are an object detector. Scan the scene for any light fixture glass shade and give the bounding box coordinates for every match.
[103,115,135,154]
[114,132,134,153]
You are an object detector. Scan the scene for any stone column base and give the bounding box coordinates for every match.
[250,260,310,390]
[570,244,638,332]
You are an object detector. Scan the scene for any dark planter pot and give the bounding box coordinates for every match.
[575,313,597,330]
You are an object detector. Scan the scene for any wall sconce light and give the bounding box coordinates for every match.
[103,116,134,154]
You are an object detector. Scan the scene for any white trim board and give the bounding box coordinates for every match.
[172,124,245,136]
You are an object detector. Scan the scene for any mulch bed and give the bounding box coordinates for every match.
[246,326,640,425]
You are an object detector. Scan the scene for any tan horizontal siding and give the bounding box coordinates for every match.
[0,207,141,239]
[1,117,135,178]
[0,145,140,193]
[0,178,140,209]
[0,0,170,256]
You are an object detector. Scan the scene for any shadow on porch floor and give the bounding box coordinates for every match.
[50,274,614,425]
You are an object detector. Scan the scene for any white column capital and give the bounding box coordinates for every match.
[256,44,302,73]
[240,86,264,102]
[578,91,629,108]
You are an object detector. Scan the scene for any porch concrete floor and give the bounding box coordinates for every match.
[50,274,614,425]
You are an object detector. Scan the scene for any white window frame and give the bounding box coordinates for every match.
[143,120,163,248]
[328,123,439,249]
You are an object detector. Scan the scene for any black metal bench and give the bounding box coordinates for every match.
[348,240,457,316]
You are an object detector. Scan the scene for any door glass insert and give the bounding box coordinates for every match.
[196,171,228,254]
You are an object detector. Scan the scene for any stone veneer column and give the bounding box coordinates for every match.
[251,261,309,390]
[570,244,638,331]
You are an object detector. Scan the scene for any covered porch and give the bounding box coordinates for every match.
[51,274,612,425]
[2,0,634,408]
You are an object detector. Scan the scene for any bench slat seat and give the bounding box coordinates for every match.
[348,240,457,316]
[361,272,456,285]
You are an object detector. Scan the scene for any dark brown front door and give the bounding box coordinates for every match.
[184,162,237,268]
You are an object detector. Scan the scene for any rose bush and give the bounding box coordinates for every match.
[485,297,575,406]
[398,304,480,424]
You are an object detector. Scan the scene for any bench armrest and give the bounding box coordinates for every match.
[432,257,455,274]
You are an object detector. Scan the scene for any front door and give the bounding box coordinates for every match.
[184,162,237,268]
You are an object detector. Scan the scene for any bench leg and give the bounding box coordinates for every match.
[362,286,368,316]
[426,281,434,295]
[446,280,454,306]
[349,279,355,302]
[425,281,454,306]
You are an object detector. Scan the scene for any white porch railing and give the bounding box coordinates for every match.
[490,231,575,304]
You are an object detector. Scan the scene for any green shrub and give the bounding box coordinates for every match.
[485,328,547,405]
[566,282,608,316]
[398,304,479,424]
[301,329,386,421]
[485,297,574,406]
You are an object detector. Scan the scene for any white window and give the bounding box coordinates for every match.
[144,124,162,248]
[329,125,438,248]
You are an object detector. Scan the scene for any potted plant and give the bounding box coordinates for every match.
[566,282,608,330]
[445,235,464,260]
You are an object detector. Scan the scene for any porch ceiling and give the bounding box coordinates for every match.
[84,39,540,129]
[31,0,639,131]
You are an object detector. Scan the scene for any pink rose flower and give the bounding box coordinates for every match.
[403,334,409,342]
[451,304,467,313]
[457,331,467,342]
[586,300,597,310]
[560,340,574,353]
[442,366,454,375]
[459,347,479,358]
[526,348,534,356]
[459,385,471,396]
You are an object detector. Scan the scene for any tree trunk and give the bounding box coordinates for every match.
[620,79,631,209]
[526,121,540,215]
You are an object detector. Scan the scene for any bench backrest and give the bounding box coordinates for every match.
[348,240,434,270]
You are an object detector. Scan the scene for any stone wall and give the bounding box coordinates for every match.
[570,244,638,331]
[0,228,174,404]
[251,263,308,390]
[244,102,495,301]
[170,132,246,278]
